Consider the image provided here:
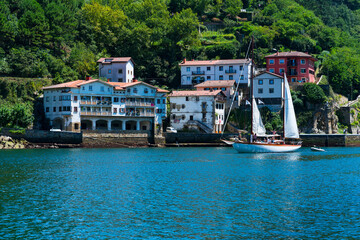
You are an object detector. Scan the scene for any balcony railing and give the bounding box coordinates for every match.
[225,69,237,74]
[288,71,298,76]
[287,61,297,67]
[80,112,112,116]
[126,112,155,117]
[125,102,155,107]
[192,71,205,75]
[80,101,112,106]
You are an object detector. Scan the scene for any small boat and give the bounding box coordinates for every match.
[311,146,325,152]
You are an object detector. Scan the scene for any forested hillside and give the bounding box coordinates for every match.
[0,0,359,97]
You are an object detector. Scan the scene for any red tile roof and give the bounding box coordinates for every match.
[169,90,223,97]
[179,59,251,66]
[97,57,135,64]
[265,51,316,60]
[194,80,235,88]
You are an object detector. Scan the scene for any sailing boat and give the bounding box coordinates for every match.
[232,74,302,153]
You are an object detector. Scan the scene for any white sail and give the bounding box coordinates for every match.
[252,98,266,136]
[284,75,299,138]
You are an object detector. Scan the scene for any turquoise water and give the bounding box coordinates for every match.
[1,147,360,239]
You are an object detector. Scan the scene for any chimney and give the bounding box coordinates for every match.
[183,58,186,63]
[86,76,92,81]
[276,52,279,56]
[133,78,137,82]
[107,78,110,83]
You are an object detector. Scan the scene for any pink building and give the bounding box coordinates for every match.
[265,51,317,83]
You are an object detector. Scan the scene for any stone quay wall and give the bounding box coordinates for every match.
[82,130,152,147]
[165,133,237,143]
[0,129,82,144]
[300,134,360,147]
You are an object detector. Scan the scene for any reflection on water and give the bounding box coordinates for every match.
[1,147,360,238]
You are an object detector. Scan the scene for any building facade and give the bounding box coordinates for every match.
[97,57,135,83]
[43,79,168,132]
[168,90,226,133]
[179,59,252,87]
[253,72,283,110]
[265,51,317,83]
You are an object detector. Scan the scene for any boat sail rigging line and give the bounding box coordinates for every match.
[222,35,302,153]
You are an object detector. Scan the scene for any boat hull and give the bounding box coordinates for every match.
[233,142,301,153]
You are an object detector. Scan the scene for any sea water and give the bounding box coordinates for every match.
[1,147,360,239]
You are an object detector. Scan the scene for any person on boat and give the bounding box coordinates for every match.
[253,133,257,143]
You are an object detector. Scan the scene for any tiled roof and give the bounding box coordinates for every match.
[179,59,251,66]
[169,90,222,97]
[254,71,284,79]
[43,79,168,93]
[265,51,315,58]
[97,57,134,64]
[194,80,235,88]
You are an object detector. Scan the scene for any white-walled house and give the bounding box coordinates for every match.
[253,72,283,110]
[168,90,226,133]
[179,59,252,87]
[43,79,168,132]
[97,57,135,83]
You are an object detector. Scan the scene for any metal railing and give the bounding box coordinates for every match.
[225,69,237,74]
[80,101,112,106]
[125,102,155,107]
[80,112,112,116]
[192,71,205,75]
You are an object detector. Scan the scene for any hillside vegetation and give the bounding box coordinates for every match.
[1,0,360,128]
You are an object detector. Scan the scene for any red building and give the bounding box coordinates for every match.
[265,51,317,83]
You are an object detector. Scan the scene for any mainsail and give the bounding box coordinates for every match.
[252,98,266,136]
[284,75,299,138]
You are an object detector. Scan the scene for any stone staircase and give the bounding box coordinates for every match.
[187,120,213,133]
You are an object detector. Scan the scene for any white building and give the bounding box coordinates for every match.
[179,58,252,87]
[97,57,135,83]
[43,79,168,132]
[168,90,226,133]
[253,72,283,110]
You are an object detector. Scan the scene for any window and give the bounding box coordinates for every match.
[269,79,274,85]
[114,97,119,102]
[190,115,193,120]
[219,66,223,71]
[301,77,306,82]
[120,108,125,113]
[279,68,285,74]
[157,99,160,104]
[59,107,62,112]
[113,108,117,113]
[74,107,78,112]
[202,112,206,119]
[89,86,93,91]
[118,69,123,74]
[195,96,199,101]
[196,67,200,72]
[53,96,56,101]
[144,88,148,93]
[240,65,243,71]
[186,97,189,101]
[279,59,285,64]
[229,75,233,80]
[53,107,56,112]
[301,59,306,64]
[82,86,85,90]
[301,68,306,73]
[269,68,275,73]
[240,75,244,80]
[205,88,210,90]
[258,79,263,85]
[163,99,165,104]
[258,88,263,94]
[108,69,111,74]
[207,76,210,80]
[118,78,123,82]
[46,107,49,112]
[309,70,315,75]
[186,67,190,72]
[269,88,274,94]
[133,88,137,93]
[213,88,218,90]
[219,75,223,80]
[182,104,185,109]
[202,103,206,108]
[127,89,130,93]
[46,97,49,102]
[74,96,78,101]
[269,59,274,64]
[207,67,211,71]
[101,86,104,92]
[128,70,129,74]
[186,76,190,83]
[221,87,226,91]
[291,78,296,82]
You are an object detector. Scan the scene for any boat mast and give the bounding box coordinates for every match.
[250,35,254,135]
[283,74,286,139]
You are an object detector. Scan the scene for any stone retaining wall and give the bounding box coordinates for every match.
[300,134,360,147]
[82,131,151,147]
[165,133,237,143]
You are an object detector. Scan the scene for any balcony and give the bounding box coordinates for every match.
[225,69,237,74]
[288,71,298,76]
[80,112,112,116]
[80,101,112,106]
[125,101,155,107]
[287,60,297,67]
[126,112,155,117]
[192,71,205,75]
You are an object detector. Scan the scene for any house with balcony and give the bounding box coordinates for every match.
[179,58,252,88]
[43,78,168,132]
[265,51,317,83]
[97,57,135,83]
[168,90,226,133]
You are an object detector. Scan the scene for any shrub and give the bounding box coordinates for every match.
[302,83,327,104]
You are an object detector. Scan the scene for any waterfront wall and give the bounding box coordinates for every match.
[82,130,151,147]
[300,134,360,147]
[165,132,237,143]
[0,129,82,144]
